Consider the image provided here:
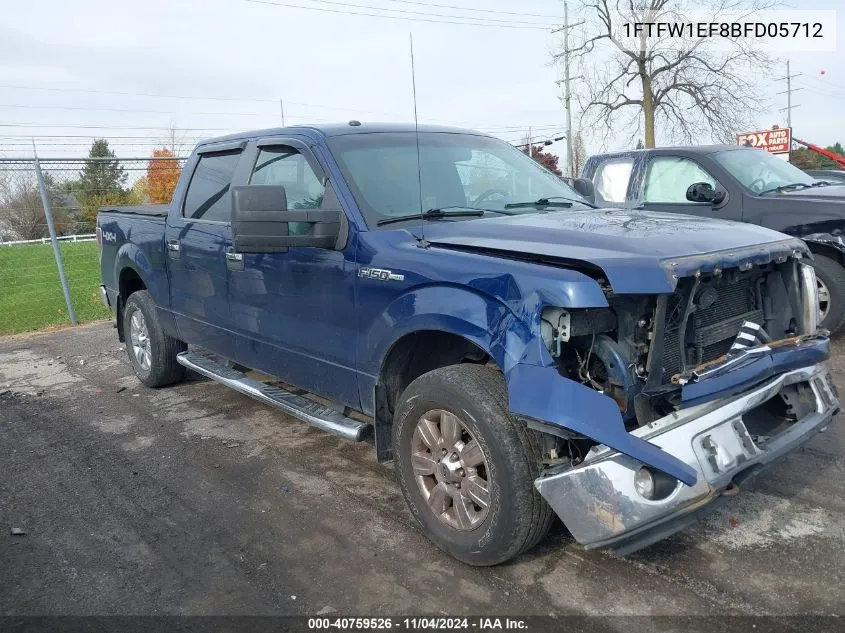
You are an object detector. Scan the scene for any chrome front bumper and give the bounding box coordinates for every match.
[534,363,839,554]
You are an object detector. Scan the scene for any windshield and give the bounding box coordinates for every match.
[326,131,588,227]
[714,148,815,194]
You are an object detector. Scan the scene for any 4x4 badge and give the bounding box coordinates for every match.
[359,267,405,282]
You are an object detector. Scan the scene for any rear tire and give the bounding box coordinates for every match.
[811,254,845,334]
[392,364,554,566]
[123,290,186,388]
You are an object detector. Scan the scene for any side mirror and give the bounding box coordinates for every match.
[686,182,724,204]
[231,185,340,253]
[571,178,595,203]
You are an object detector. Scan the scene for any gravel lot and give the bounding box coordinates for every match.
[2,322,844,618]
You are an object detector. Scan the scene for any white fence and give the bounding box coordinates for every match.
[0,233,97,246]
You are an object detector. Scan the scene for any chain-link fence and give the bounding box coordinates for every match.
[0,156,188,335]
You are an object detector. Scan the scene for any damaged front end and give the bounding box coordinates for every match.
[517,242,840,553]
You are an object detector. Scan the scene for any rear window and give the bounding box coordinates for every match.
[182,150,241,222]
[593,159,633,204]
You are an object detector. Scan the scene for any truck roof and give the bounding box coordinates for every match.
[197,122,491,149]
[591,144,749,159]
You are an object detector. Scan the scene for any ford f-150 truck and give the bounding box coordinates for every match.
[98,123,839,566]
[582,145,845,332]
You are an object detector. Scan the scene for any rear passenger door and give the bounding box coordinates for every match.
[165,142,246,354]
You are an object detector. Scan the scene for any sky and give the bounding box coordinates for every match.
[0,0,843,163]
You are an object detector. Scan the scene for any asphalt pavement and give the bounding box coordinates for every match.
[1,322,844,618]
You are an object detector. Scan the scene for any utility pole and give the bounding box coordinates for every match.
[280,98,286,127]
[775,60,802,129]
[552,2,584,178]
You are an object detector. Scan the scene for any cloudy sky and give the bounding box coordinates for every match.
[0,0,843,162]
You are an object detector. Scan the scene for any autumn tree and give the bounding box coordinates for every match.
[146,148,183,204]
[522,144,563,176]
[564,0,774,147]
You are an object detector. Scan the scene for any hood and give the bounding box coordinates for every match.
[421,208,807,294]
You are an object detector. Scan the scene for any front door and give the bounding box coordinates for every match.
[638,155,741,221]
[227,140,360,408]
[165,146,243,354]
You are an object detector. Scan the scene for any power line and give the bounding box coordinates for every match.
[0,102,285,117]
[243,0,554,29]
[380,0,565,19]
[0,122,244,131]
[253,0,555,25]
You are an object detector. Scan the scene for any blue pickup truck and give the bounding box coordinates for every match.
[98,123,839,565]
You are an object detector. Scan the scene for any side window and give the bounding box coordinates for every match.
[643,157,716,203]
[593,159,633,204]
[182,150,241,222]
[249,146,325,209]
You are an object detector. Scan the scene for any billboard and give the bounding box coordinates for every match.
[736,127,792,155]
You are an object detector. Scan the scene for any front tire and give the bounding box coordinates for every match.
[123,290,186,388]
[392,364,553,566]
[811,254,845,333]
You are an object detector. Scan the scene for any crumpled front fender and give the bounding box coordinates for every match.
[505,362,699,486]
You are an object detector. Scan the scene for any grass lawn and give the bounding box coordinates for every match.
[0,241,111,336]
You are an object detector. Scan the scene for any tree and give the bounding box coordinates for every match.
[71,139,129,227]
[0,172,69,240]
[564,0,774,147]
[790,142,845,171]
[571,132,588,177]
[146,148,182,204]
[522,144,563,176]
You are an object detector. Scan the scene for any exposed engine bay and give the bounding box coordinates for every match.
[540,257,819,437]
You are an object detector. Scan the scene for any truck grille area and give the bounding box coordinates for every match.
[660,273,764,382]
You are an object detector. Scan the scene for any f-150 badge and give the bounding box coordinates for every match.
[359,267,405,282]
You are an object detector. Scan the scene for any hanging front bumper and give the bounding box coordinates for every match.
[534,363,839,555]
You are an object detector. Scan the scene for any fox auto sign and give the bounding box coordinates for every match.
[737,127,792,155]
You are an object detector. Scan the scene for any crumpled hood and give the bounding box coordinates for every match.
[421,208,807,294]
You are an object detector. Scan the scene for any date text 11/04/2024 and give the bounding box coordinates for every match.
[307,617,528,630]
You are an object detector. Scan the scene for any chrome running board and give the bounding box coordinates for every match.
[176,351,370,441]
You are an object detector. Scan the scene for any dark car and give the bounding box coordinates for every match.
[805,169,845,184]
[583,146,845,332]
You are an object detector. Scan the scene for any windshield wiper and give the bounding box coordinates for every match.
[759,182,815,195]
[376,207,485,227]
[504,197,577,210]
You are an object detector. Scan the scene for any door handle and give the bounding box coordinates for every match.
[166,239,181,259]
[225,247,244,271]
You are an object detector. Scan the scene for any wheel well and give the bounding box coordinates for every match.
[116,268,146,342]
[807,242,845,266]
[374,330,492,461]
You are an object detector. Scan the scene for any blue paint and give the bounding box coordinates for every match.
[682,336,830,406]
[97,123,831,489]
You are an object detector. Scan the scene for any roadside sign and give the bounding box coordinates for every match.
[736,128,792,156]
